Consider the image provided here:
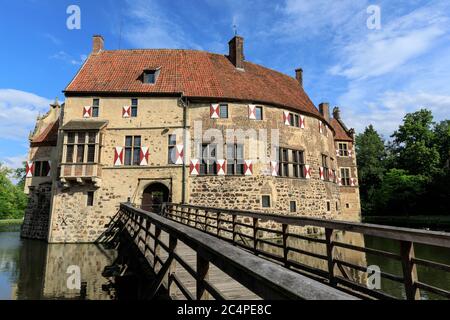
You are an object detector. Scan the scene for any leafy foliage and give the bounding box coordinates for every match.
[357,109,450,216]
[0,163,27,219]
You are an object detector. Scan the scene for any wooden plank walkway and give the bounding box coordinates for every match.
[156,231,261,300]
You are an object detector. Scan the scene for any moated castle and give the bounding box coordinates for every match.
[21,35,360,243]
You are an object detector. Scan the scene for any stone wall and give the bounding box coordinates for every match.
[21,182,52,240]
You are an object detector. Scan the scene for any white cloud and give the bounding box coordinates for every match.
[50,51,87,65]
[123,0,193,49]
[2,154,27,170]
[0,89,52,141]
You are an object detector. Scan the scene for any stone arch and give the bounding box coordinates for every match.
[141,182,171,212]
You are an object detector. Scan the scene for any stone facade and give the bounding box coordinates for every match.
[23,35,361,243]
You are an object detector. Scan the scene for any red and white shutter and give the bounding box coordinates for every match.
[299,115,305,129]
[114,147,124,166]
[25,161,34,178]
[319,121,323,134]
[190,159,200,175]
[140,147,149,166]
[175,145,184,165]
[338,176,343,186]
[328,169,334,181]
[122,106,131,118]
[351,178,357,186]
[336,149,340,157]
[319,167,325,180]
[217,159,226,175]
[283,111,290,125]
[244,160,253,175]
[210,104,220,119]
[270,161,279,176]
[83,106,92,118]
[248,104,257,120]
[348,150,353,158]
[304,165,312,179]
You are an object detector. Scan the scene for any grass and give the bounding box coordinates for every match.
[0,218,23,226]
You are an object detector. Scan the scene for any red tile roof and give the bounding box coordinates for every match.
[30,121,59,147]
[331,118,353,141]
[65,50,325,120]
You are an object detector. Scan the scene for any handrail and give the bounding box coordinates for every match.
[161,202,450,300]
[162,203,450,248]
[118,203,356,300]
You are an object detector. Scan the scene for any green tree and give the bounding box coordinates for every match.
[433,120,450,168]
[0,163,27,219]
[356,125,386,215]
[389,109,440,176]
[373,169,430,216]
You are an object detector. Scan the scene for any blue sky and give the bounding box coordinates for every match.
[1,0,450,170]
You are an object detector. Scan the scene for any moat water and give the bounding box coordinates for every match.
[1,223,450,300]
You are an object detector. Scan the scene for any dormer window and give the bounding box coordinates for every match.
[143,68,160,84]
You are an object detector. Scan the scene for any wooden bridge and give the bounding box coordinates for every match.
[97,203,450,300]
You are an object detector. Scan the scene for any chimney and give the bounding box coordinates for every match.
[333,106,341,120]
[319,102,330,122]
[228,36,244,70]
[92,35,104,54]
[295,68,303,87]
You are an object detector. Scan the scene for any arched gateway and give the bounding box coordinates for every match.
[141,183,170,213]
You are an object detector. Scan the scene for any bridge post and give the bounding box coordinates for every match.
[253,218,258,255]
[282,224,288,266]
[197,254,210,300]
[400,241,420,300]
[154,226,161,272]
[168,234,178,297]
[325,228,336,286]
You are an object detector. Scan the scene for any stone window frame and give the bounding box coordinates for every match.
[288,111,302,128]
[321,154,330,181]
[289,200,297,213]
[338,142,349,157]
[199,143,218,175]
[86,191,95,207]
[226,143,244,175]
[92,98,100,118]
[340,167,351,186]
[219,103,229,119]
[261,195,271,208]
[131,98,138,117]
[254,106,263,120]
[33,160,50,177]
[278,147,306,179]
[168,134,177,165]
[63,131,99,165]
[326,201,331,212]
[124,135,142,166]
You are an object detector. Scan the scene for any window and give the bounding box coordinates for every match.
[131,99,138,117]
[200,144,217,175]
[346,203,350,209]
[124,136,141,166]
[338,142,348,157]
[336,202,339,211]
[326,201,331,212]
[87,191,94,207]
[255,106,263,120]
[168,134,177,164]
[290,201,297,213]
[341,168,351,186]
[262,195,271,208]
[289,113,295,126]
[322,154,329,181]
[219,104,228,118]
[33,161,50,177]
[65,131,98,164]
[226,144,244,175]
[279,148,305,178]
[143,70,157,84]
[92,99,99,117]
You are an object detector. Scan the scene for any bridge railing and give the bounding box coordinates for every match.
[161,203,450,300]
[117,203,355,300]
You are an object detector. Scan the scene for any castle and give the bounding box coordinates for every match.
[21,35,360,243]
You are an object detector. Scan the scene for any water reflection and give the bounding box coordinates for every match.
[0,226,116,300]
